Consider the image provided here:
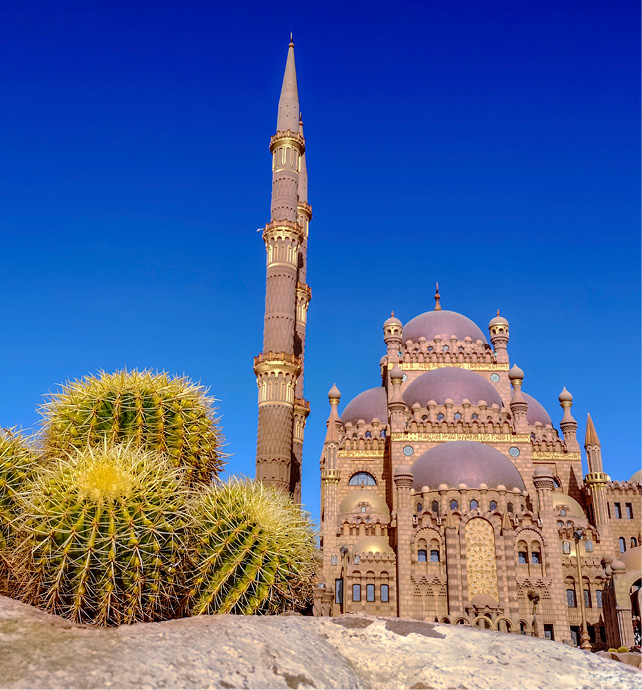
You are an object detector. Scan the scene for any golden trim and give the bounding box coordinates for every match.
[338,450,385,458]
[532,451,581,461]
[391,432,530,443]
[400,362,509,372]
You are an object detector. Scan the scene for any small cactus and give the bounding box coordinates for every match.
[188,479,318,615]
[10,443,189,625]
[40,369,226,484]
[0,428,37,592]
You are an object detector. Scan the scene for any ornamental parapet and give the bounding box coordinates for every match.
[321,468,341,483]
[263,219,304,243]
[254,351,302,377]
[294,398,311,418]
[269,129,305,154]
[391,432,530,443]
[296,282,312,302]
[297,201,312,219]
[586,471,609,486]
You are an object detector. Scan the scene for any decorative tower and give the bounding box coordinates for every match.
[254,37,310,499]
[584,413,612,544]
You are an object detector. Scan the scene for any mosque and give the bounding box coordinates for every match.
[254,40,641,649]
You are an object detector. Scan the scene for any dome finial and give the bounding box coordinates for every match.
[289,32,294,47]
[391,310,394,317]
[434,282,442,311]
[497,309,500,316]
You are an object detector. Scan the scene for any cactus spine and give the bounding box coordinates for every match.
[40,369,225,484]
[188,479,318,615]
[10,443,189,625]
[0,429,36,592]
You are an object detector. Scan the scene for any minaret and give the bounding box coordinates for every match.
[584,413,611,543]
[254,37,310,498]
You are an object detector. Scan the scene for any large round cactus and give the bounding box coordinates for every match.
[10,443,189,625]
[40,369,225,484]
[188,479,318,615]
[0,428,37,592]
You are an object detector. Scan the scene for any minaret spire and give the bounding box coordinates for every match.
[255,39,310,502]
[434,282,442,311]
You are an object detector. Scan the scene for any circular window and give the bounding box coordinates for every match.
[402,374,408,382]
[443,345,450,352]
[509,446,520,457]
[454,412,462,421]
[403,445,414,457]
[428,346,434,352]
[490,373,500,383]
[437,413,445,421]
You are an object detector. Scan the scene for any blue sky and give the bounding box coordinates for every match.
[1,1,639,520]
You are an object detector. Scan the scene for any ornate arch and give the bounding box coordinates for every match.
[466,517,499,602]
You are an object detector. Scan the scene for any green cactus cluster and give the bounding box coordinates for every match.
[10,443,190,625]
[188,478,318,616]
[40,369,226,484]
[0,429,37,593]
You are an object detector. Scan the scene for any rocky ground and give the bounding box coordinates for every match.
[0,595,639,689]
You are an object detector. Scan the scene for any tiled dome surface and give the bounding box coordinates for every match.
[340,386,387,425]
[403,367,503,408]
[403,310,487,344]
[410,440,525,491]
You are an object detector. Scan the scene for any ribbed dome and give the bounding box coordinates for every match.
[552,491,585,517]
[620,546,641,572]
[341,387,387,425]
[522,392,552,427]
[403,310,487,344]
[339,490,390,517]
[403,367,503,408]
[410,441,525,491]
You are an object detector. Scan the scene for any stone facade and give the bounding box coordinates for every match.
[255,39,310,501]
[318,300,641,649]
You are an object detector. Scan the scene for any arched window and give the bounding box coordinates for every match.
[507,502,514,513]
[450,499,459,511]
[631,537,638,548]
[352,584,361,601]
[566,588,576,607]
[366,584,375,602]
[560,509,566,516]
[517,540,528,564]
[360,506,366,513]
[443,345,450,352]
[470,499,478,510]
[380,584,389,602]
[437,413,445,421]
[471,413,479,420]
[349,472,377,486]
[562,541,571,554]
[619,537,626,553]
[430,549,440,562]
[380,429,386,439]
[490,500,497,511]
[531,548,541,565]
[454,412,462,421]
[427,346,434,352]
[418,549,427,562]
[365,431,371,438]
[416,503,423,513]
[431,500,439,513]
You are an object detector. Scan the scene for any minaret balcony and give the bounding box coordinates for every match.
[254,351,302,377]
[270,129,305,153]
[263,219,305,244]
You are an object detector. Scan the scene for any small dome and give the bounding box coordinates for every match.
[402,310,487,344]
[611,560,626,573]
[410,441,525,492]
[552,491,585,517]
[471,593,498,609]
[354,536,394,555]
[341,387,387,425]
[508,364,524,381]
[629,469,641,484]
[522,392,553,427]
[394,464,412,477]
[533,466,551,477]
[390,365,404,382]
[559,387,573,403]
[328,383,341,401]
[339,489,390,517]
[489,310,509,329]
[384,312,402,328]
[620,546,641,573]
[403,367,503,408]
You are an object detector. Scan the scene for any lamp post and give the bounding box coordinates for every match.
[573,527,592,651]
[339,545,349,614]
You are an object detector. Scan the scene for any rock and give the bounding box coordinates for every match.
[0,595,639,689]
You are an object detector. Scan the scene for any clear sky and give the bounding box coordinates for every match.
[1,1,639,520]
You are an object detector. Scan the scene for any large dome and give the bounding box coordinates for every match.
[552,491,585,517]
[522,392,553,427]
[403,310,487,344]
[620,546,641,572]
[410,441,525,492]
[630,469,641,484]
[403,367,503,408]
[341,387,387,425]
